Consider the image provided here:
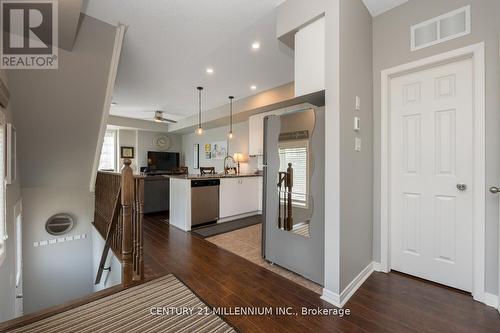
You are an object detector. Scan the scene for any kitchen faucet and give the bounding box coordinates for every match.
[223,155,236,174]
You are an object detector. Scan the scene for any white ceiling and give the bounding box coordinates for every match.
[82,0,294,122]
[362,0,408,17]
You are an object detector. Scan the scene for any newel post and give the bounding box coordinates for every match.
[121,159,134,286]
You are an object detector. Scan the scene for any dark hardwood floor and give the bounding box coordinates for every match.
[143,213,500,333]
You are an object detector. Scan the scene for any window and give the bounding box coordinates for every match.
[411,6,470,51]
[98,130,117,171]
[279,140,309,207]
[0,120,6,266]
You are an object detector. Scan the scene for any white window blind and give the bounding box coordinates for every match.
[98,130,117,171]
[279,140,308,207]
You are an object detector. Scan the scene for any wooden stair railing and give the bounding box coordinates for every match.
[94,159,144,287]
[277,162,293,231]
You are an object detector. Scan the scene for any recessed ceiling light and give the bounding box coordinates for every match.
[250,85,257,90]
[111,102,118,106]
[251,42,260,50]
[206,68,214,74]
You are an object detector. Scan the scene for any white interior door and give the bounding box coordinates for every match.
[14,200,23,317]
[390,58,474,292]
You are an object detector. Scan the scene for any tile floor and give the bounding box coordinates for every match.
[206,223,323,294]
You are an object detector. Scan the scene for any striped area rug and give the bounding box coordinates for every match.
[8,275,235,333]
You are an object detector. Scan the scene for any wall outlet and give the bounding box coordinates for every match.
[355,137,362,152]
[355,96,361,111]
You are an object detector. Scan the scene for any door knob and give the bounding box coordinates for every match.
[489,186,500,194]
[456,183,467,191]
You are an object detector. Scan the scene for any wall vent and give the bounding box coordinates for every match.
[411,6,470,51]
[45,214,75,236]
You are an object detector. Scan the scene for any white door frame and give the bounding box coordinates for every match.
[380,42,485,302]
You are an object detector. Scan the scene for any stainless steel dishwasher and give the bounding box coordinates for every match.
[191,179,220,228]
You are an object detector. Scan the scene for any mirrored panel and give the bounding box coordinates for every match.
[276,108,315,237]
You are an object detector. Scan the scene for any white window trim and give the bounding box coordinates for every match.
[0,111,7,267]
[411,5,470,51]
[278,139,310,208]
[98,129,118,172]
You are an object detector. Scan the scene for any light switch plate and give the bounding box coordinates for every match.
[355,137,362,152]
[355,96,361,111]
[354,117,360,131]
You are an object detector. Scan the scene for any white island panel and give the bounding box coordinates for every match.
[169,178,191,231]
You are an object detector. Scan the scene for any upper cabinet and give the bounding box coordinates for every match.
[249,113,265,156]
[294,17,325,97]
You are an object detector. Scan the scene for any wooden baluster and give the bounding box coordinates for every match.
[285,163,293,231]
[277,173,282,229]
[134,177,144,281]
[121,159,134,286]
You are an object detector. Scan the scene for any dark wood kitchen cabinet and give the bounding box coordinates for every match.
[144,177,169,213]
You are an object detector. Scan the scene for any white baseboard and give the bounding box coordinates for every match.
[320,288,341,307]
[323,261,499,310]
[321,262,374,308]
[372,261,387,272]
[484,293,498,309]
[217,211,260,223]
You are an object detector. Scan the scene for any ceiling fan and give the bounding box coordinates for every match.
[153,111,177,123]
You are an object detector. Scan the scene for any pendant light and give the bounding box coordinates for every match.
[228,96,234,139]
[195,87,204,135]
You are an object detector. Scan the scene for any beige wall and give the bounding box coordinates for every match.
[182,121,259,174]
[338,0,373,291]
[136,131,182,170]
[7,14,117,313]
[372,0,500,294]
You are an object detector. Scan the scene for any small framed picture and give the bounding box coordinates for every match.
[120,146,134,159]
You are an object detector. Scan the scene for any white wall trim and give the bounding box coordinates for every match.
[322,262,374,308]
[217,212,261,224]
[89,23,127,192]
[484,293,498,309]
[380,43,486,303]
[372,261,387,273]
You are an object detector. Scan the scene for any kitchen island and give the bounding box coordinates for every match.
[169,174,263,231]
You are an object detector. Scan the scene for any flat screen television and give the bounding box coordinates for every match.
[147,151,180,172]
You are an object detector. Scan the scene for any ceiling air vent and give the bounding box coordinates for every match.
[45,214,75,236]
[411,6,470,51]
